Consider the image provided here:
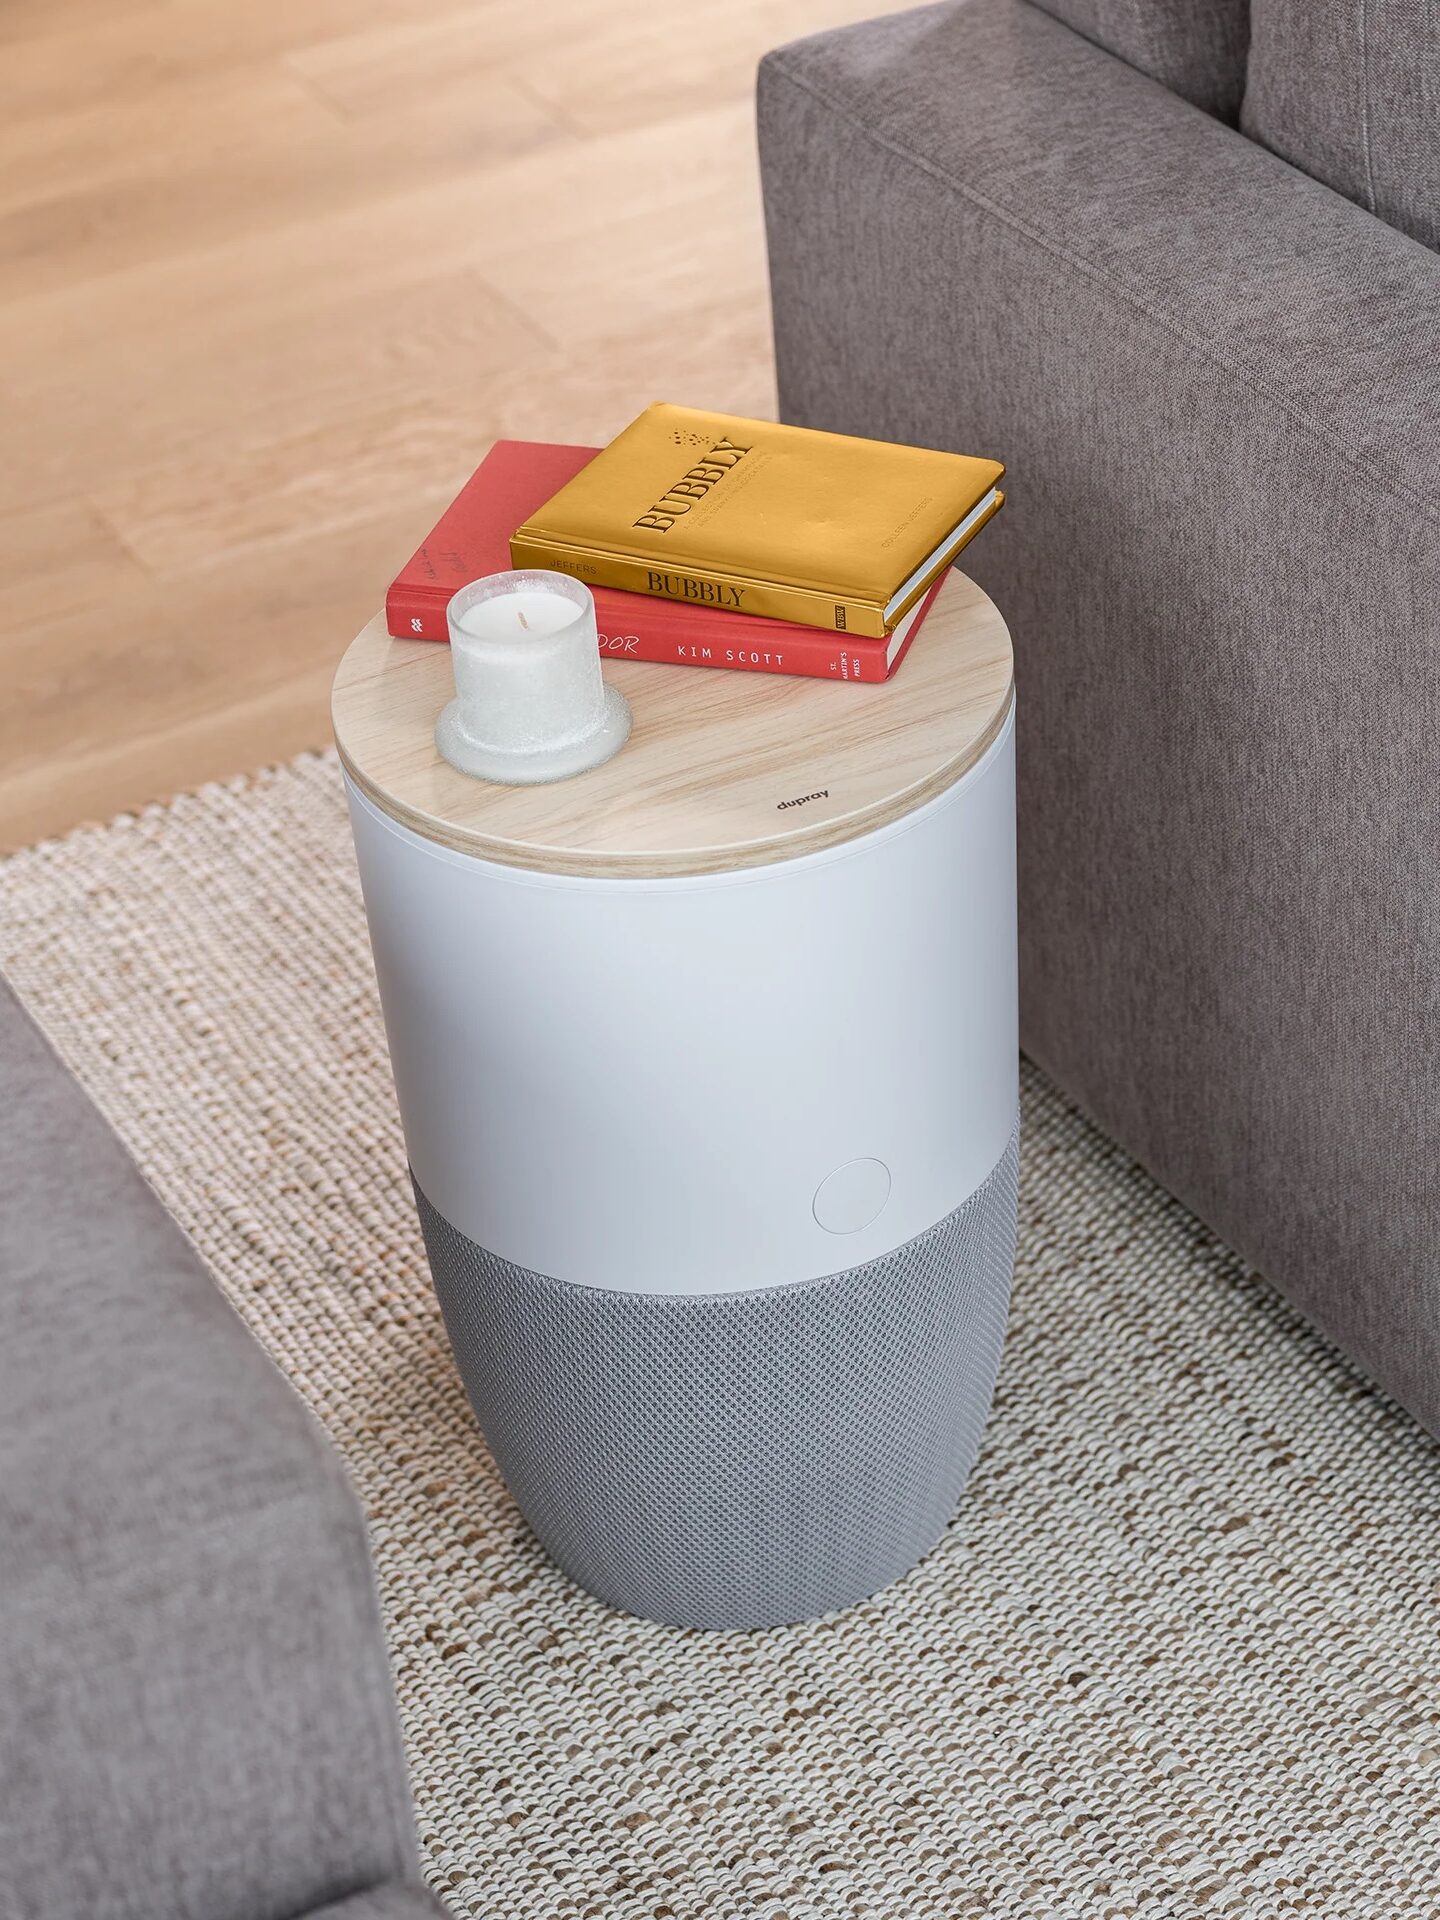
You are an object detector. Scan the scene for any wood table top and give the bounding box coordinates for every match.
[332,567,1013,879]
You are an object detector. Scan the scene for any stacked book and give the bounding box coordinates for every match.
[388,404,1004,685]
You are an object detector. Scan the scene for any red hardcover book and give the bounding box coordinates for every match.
[386,440,941,683]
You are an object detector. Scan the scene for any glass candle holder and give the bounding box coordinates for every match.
[435,570,632,785]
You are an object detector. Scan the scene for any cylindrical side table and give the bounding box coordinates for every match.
[332,568,1018,1631]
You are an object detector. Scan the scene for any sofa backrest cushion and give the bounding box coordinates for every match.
[1025,0,1251,121]
[1243,0,1440,251]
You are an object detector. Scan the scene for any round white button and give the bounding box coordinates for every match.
[812,1158,892,1235]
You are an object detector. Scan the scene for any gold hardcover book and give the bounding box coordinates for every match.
[509,403,1005,640]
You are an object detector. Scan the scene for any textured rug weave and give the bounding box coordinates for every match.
[3,752,1438,1920]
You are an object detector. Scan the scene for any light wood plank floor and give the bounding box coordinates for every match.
[0,0,893,851]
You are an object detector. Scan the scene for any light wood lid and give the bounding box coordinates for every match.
[331,568,1012,878]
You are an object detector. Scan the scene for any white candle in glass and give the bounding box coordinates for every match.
[436,570,631,784]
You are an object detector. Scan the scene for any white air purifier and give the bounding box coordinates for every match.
[332,567,1018,1631]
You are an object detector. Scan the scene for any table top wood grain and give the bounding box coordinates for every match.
[333,568,1013,878]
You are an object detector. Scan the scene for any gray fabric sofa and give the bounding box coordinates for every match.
[759,0,1440,1436]
[0,979,446,1920]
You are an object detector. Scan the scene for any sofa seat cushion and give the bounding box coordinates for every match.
[1026,0,1250,120]
[1243,0,1440,250]
[0,976,422,1920]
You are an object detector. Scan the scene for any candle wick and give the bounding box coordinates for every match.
[517,609,531,630]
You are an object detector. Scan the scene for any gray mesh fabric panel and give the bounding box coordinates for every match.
[413,1127,1018,1630]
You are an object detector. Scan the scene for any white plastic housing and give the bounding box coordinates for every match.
[345,706,1016,1297]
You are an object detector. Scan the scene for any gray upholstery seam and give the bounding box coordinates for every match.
[303,1893,443,1920]
[762,54,1440,532]
[1358,0,1377,213]
[6,1470,365,1607]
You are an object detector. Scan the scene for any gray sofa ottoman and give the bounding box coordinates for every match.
[0,977,446,1920]
[759,0,1440,1438]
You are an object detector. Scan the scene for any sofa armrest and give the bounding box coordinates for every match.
[761,0,1439,525]
[759,0,1440,1432]
[0,977,427,1920]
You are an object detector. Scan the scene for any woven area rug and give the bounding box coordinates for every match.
[4,752,1438,1919]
